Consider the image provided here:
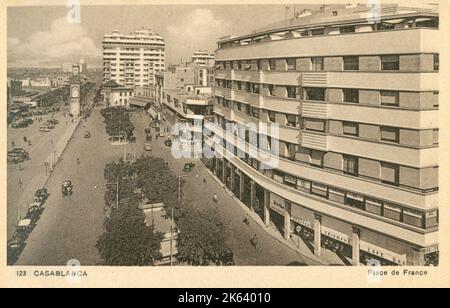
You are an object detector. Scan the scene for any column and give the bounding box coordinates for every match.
[284,202,291,241]
[314,213,322,257]
[250,180,256,212]
[230,165,236,193]
[222,158,227,184]
[239,173,245,201]
[412,248,425,266]
[264,190,270,226]
[352,227,361,266]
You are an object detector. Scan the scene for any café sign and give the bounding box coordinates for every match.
[360,241,407,265]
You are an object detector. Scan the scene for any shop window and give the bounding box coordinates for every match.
[343,155,359,176]
[383,203,402,221]
[343,56,359,70]
[343,88,359,103]
[287,86,298,99]
[381,55,399,70]
[381,162,399,185]
[381,91,399,107]
[287,58,297,71]
[415,17,438,28]
[434,54,439,71]
[381,126,399,143]
[311,57,324,71]
[343,122,359,136]
[340,25,355,33]
[311,182,328,197]
[345,192,365,210]
[303,87,325,101]
[268,111,276,123]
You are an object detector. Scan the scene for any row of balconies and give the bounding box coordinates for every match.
[214,70,438,91]
[212,103,438,168]
[214,88,438,130]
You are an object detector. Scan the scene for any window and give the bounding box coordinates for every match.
[245,82,251,92]
[343,88,359,103]
[340,25,355,33]
[433,129,439,145]
[434,54,439,71]
[303,87,325,101]
[267,84,274,96]
[415,17,438,28]
[381,55,399,70]
[343,155,359,176]
[311,182,328,197]
[235,101,242,112]
[252,83,260,94]
[304,118,325,132]
[343,122,359,136]
[251,107,260,119]
[268,111,276,122]
[286,114,297,127]
[383,203,402,221]
[236,81,242,91]
[381,91,399,107]
[345,192,365,210]
[403,208,424,228]
[343,56,359,70]
[311,57,324,71]
[287,58,297,71]
[381,162,399,185]
[269,59,276,70]
[380,126,399,143]
[237,61,242,70]
[365,198,383,216]
[310,150,324,167]
[287,86,298,99]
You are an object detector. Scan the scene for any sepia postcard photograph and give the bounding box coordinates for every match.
[1,0,449,290]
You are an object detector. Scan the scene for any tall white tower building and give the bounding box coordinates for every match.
[102,28,165,87]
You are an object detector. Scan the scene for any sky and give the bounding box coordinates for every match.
[7,4,311,69]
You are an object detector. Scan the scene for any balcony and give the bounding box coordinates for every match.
[301,101,329,118]
[301,131,329,151]
[234,70,263,83]
[214,87,233,100]
[215,69,234,80]
[263,70,301,86]
[263,95,301,115]
[213,104,233,120]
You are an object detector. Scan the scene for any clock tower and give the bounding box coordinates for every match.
[69,65,81,117]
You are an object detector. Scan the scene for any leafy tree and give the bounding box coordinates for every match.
[176,206,231,266]
[101,107,135,138]
[96,196,164,266]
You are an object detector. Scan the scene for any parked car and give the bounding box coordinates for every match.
[127,135,136,143]
[39,126,50,132]
[84,131,91,138]
[35,188,49,203]
[9,148,29,159]
[25,202,43,224]
[47,119,59,125]
[46,123,55,129]
[144,143,152,151]
[164,139,172,147]
[159,132,165,137]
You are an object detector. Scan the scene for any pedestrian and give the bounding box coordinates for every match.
[203,174,207,183]
[250,233,258,249]
[243,213,250,226]
[213,193,218,204]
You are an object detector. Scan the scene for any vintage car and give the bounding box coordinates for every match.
[9,148,29,159]
[84,131,91,138]
[144,143,152,151]
[127,135,136,143]
[17,219,33,236]
[183,162,195,172]
[61,180,73,197]
[47,118,59,125]
[25,202,43,224]
[39,126,50,132]
[164,139,172,147]
[35,188,49,202]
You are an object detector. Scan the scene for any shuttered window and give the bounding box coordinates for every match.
[381,91,399,107]
[380,126,399,143]
[343,122,359,136]
[381,162,399,184]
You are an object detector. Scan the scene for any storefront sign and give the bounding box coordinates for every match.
[291,216,312,229]
[321,226,349,244]
[360,241,407,265]
[425,244,439,254]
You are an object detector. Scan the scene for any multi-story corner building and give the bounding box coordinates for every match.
[205,4,439,266]
[102,28,165,88]
[191,50,215,67]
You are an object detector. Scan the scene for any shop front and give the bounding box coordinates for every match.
[269,193,287,236]
[254,184,266,221]
[424,245,439,266]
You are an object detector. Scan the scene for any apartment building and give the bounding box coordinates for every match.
[102,28,165,88]
[191,50,215,67]
[205,4,439,266]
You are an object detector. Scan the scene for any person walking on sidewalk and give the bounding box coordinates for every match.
[213,193,218,204]
[250,233,258,249]
[243,213,250,226]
